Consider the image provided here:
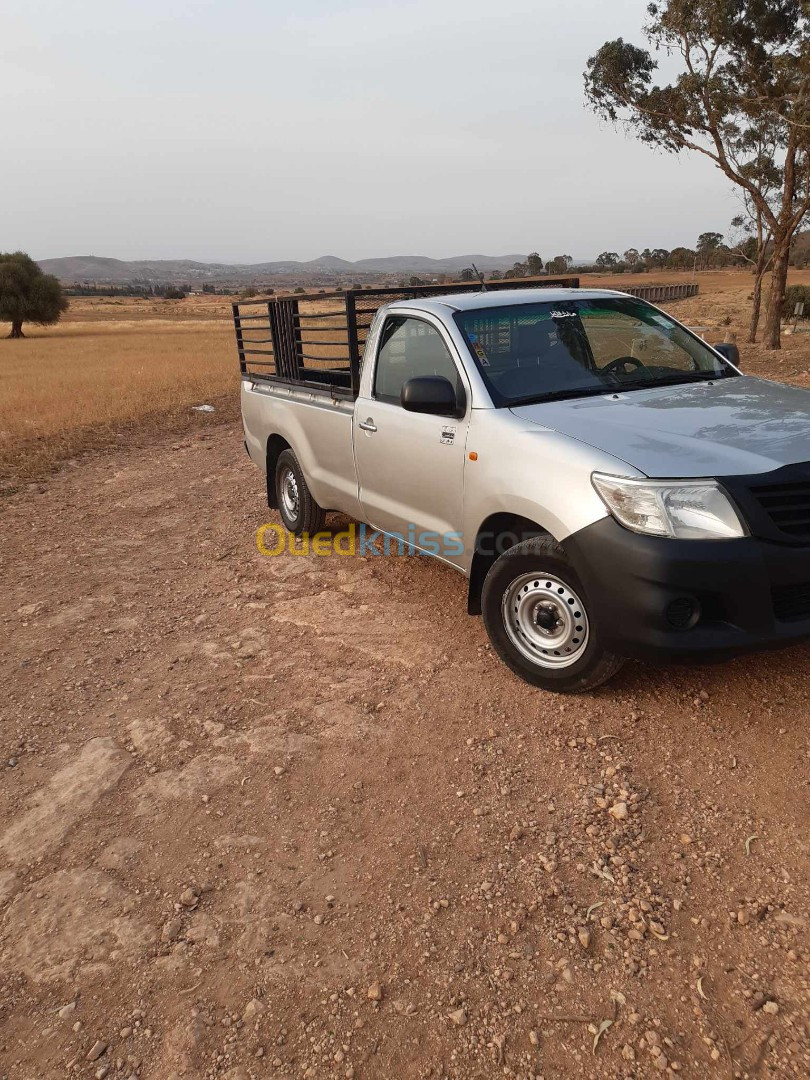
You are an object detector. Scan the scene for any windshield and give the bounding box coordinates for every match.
[453,297,738,407]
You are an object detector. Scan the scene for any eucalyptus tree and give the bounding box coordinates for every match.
[584,0,810,348]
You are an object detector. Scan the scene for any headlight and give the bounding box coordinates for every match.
[591,473,746,540]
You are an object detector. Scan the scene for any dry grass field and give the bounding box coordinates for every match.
[0,296,237,488]
[3,269,810,490]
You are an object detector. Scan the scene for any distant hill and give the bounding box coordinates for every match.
[37,253,528,285]
[37,256,238,284]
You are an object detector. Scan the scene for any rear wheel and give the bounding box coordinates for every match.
[482,536,624,693]
[274,449,326,537]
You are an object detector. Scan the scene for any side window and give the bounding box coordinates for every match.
[374,316,461,405]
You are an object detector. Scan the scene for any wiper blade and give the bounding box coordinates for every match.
[508,385,614,406]
[613,372,729,393]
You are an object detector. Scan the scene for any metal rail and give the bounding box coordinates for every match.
[622,283,699,303]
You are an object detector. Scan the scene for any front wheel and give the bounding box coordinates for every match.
[481,536,624,694]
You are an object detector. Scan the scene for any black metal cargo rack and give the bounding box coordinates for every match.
[233,276,580,399]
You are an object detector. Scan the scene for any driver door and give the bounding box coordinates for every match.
[353,314,469,553]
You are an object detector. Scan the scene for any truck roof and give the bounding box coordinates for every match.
[392,287,626,314]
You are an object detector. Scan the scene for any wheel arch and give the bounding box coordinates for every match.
[467,512,552,616]
[265,434,291,509]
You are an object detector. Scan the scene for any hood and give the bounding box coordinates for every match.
[511,376,810,478]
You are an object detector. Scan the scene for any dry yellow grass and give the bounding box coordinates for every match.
[0,296,237,486]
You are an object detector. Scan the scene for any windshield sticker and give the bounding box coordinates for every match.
[472,341,490,366]
[550,310,577,318]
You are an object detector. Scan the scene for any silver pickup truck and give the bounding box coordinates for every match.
[234,280,810,693]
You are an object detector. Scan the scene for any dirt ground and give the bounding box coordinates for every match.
[1,281,810,1080]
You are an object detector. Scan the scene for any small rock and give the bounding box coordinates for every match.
[162,919,183,942]
[609,801,628,821]
[528,1030,539,1046]
[273,766,285,777]
[762,1000,779,1015]
[243,998,265,1022]
[577,928,591,949]
[86,1041,108,1062]
[774,910,807,928]
[509,825,524,842]
[58,1002,77,1020]
[366,983,383,1002]
[448,1008,467,1026]
[119,1027,132,1039]
[179,887,199,908]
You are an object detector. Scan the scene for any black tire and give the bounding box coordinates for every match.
[274,449,326,537]
[481,535,624,694]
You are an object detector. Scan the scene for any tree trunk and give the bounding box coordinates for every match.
[748,271,764,344]
[763,238,791,350]
[7,320,24,338]
[747,249,771,344]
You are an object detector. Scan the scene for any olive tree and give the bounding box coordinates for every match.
[584,0,810,349]
[0,252,68,338]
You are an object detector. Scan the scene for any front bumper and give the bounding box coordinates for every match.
[563,517,810,662]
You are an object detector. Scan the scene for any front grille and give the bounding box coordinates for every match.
[749,479,810,540]
[772,582,810,622]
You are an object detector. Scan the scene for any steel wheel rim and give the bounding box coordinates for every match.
[279,467,300,519]
[502,572,589,669]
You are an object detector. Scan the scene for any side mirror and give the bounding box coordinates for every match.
[401,376,464,417]
[713,342,740,368]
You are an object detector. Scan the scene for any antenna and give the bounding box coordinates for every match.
[471,263,487,291]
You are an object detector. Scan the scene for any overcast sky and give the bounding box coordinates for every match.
[3,0,739,263]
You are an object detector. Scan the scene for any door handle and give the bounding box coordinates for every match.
[358,418,377,432]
